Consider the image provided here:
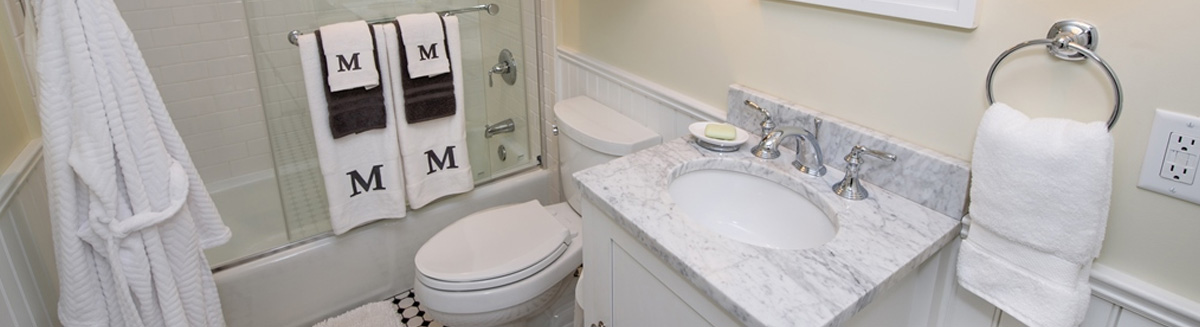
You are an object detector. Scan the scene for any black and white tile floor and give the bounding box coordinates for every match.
[391,291,445,327]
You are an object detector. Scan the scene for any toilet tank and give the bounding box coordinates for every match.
[554,97,661,212]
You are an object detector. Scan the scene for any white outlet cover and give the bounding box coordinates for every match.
[1138,109,1200,205]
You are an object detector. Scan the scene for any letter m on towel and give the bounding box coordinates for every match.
[417,43,440,61]
[347,164,387,197]
[336,53,362,72]
[425,146,460,174]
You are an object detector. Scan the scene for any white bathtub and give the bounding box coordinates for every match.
[213,168,555,327]
[203,170,289,267]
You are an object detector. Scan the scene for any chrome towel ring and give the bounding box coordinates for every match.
[984,20,1123,131]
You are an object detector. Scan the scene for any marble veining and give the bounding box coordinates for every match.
[727,84,971,219]
[574,138,960,327]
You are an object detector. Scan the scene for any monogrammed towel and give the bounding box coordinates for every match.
[300,24,406,234]
[385,15,473,209]
[394,17,456,124]
[318,21,379,91]
[396,13,450,78]
[315,25,386,138]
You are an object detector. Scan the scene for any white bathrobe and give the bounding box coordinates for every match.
[34,0,231,326]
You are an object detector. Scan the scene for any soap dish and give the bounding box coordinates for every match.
[688,122,751,152]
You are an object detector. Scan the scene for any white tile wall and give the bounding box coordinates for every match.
[113,0,272,185]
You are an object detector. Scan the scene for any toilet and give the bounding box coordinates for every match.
[413,96,661,327]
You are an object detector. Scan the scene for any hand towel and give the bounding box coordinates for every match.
[396,13,451,78]
[957,103,1113,327]
[319,20,380,91]
[385,15,474,209]
[300,24,407,234]
[394,18,456,123]
[316,27,387,138]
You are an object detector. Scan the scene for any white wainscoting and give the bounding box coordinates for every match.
[555,47,722,141]
[0,139,59,327]
[552,50,1200,327]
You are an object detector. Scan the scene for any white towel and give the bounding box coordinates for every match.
[36,0,230,325]
[319,20,380,92]
[300,24,407,234]
[395,13,451,78]
[386,15,474,209]
[957,103,1113,327]
[312,301,402,327]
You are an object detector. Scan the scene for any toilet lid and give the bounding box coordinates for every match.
[415,200,570,284]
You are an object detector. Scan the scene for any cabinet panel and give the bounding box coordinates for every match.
[611,244,714,327]
[581,200,741,327]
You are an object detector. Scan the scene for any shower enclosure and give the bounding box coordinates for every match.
[181,0,541,267]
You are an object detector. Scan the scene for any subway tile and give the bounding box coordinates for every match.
[172,5,218,25]
[230,154,274,176]
[167,96,217,119]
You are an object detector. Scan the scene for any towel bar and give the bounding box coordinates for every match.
[286,4,500,46]
[984,20,1123,131]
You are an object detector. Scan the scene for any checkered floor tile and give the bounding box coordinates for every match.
[391,291,445,327]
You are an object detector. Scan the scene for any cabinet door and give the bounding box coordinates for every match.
[611,244,716,326]
[581,200,742,327]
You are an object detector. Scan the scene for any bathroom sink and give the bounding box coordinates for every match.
[668,168,837,250]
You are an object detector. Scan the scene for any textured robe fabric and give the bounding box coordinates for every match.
[33,0,232,325]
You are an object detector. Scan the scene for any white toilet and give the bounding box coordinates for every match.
[413,96,661,327]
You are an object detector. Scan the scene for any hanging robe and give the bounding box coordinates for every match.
[33,0,233,326]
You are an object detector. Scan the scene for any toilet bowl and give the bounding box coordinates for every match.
[413,97,660,327]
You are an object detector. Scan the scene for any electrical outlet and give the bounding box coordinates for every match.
[1138,109,1200,204]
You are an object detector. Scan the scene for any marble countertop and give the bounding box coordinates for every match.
[574,137,961,327]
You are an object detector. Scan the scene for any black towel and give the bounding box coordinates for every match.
[315,27,387,139]
[393,20,456,124]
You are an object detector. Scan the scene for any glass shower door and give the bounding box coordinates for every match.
[236,0,540,245]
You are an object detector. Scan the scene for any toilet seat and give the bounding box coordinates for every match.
[415,200,570,292]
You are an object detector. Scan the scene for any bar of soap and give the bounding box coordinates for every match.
[704,123,737,140]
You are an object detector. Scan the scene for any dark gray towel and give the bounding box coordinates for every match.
[315,28,387,139]
[393,20,456,124]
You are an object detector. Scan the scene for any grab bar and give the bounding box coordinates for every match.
[984,20,1122,131]
[287,4,500,46]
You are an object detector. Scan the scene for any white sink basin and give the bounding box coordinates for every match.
[668,168,837,250]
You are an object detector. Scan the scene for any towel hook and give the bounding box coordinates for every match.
[984,20,1123,131]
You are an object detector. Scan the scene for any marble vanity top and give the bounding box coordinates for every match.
[574,137,961,327]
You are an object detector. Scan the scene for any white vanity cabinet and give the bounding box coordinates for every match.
[579,197,969,327]
[580,200,743,327]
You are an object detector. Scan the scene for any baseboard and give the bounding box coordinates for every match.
[0,138,42,211]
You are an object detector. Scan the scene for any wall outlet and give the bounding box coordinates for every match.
[1159,132,1199,184]
[1138,109,1200,205]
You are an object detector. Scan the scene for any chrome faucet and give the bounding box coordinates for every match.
[831,145,897,200]
[744,100,775,136]
[751,126,827,177]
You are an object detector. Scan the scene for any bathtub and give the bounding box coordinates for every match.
[213,168,555,327]
[203,170,289,267]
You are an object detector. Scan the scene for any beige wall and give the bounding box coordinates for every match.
[558,0,1200,300]
[0,5,36,172]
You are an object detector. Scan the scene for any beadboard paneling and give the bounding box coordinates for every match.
[0,140,57,327]
[556,48,719,142]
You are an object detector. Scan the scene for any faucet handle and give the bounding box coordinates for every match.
[833,145,897,200]
[745,100,775,135]
[844,145,896,164]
